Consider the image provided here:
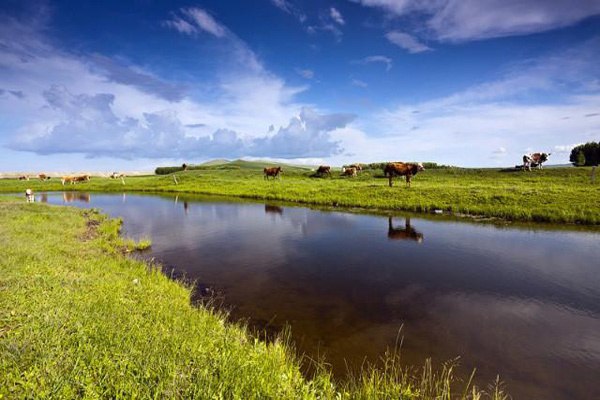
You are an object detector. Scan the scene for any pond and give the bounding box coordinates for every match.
[38,191,600,399]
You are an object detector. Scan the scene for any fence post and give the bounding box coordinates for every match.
[173,174,178,185]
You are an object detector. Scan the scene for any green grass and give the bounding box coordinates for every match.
[0,200,508,399]
[2,165,598,224]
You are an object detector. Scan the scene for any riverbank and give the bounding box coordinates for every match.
[0,198,507,398]
[1,166,598,225]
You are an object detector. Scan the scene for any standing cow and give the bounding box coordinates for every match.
[522,153,550,171]
[342,167,357,177]
[264,166,283,180]
[316,165,331,177]
[384,162,425,187]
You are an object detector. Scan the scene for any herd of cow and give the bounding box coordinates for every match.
[17,172,125,185]
[264,152,551,187]
[265,162,426,187]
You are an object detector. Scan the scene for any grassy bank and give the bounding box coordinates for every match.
[2,162,599,225]
[0,199,507,398]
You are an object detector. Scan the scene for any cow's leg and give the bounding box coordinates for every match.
[388,174,393,187]
[406,175,411,187]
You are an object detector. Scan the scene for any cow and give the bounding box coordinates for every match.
[350,163,363,171]
[388,217,423,243]
[109,172,124,179]
[384,162,425,187]
[342,167,357,177]
[18,175,30,181]
[264,166,283,180]
[316,165,331,176]
[522,153,551,171]
[73,174,90,183]
[38,174,50,181]
[25,188,35,203]
[61,176,75,185]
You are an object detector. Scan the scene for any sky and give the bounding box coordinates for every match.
[1,0,599,171]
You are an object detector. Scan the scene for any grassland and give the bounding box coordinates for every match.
[1,160,599,224]
[0,198,507,398]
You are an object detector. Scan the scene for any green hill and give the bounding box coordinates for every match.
[201,159,230,166]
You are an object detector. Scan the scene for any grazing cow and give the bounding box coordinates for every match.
[18,175,29,181]
[350,163,363,171]
[384,162,425,187]
[61,176,75,185]
[38,174,50,180]
[343,167,357,177]
[522,153,551,171]
[316,165,331,176]
[25,189,35,203]
[109,172,124,179]
[388,217,423,243]
[264,166,283,180]
[73,174,90,183]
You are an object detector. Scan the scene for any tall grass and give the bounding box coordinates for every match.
[0,199,508,399]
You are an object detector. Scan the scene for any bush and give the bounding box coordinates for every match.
[155,166,184,175]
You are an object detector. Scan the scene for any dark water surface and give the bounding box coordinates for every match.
[40,192,600,399]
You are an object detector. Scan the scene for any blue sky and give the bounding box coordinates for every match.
[1,0,599,171]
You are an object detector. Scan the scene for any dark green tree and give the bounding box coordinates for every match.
[570,142,600,166]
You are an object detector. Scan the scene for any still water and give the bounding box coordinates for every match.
[41,192,600,399]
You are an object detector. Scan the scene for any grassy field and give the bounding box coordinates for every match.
[1,160,599,224]
[0,198,507,398]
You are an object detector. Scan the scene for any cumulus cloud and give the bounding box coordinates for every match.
[353,55,392,71]
[165,7,227,38]
[330,7,345,25]
[9,86,349,159]
[385,31,432,53]
[351,0,600,42]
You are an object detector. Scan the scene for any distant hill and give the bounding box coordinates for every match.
[200,159,230,166]
[216,159,315,172]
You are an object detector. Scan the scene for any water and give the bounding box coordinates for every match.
[39,192,600,399]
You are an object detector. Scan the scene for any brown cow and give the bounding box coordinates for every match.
[18,175,30,181]
[38,174,49,180]
[316,165,331,176]
[343,167,357,177]
[350,163,363,171]
[73,174,90,183]
[61,176,75,185]
[109,172,124,179]
[388,217,423,243]
[264,166,283,180]
[384,162,425,187]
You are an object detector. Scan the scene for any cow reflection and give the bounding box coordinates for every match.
[63,192,91,203]
[183,201,189,215]
[40,194,48,203]
[265,205,283,215]
[388,217,424,243]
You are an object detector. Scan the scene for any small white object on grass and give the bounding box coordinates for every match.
[133,279,139,285]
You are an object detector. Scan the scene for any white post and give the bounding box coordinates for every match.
[121,177,125,185]
[173,174,178,185]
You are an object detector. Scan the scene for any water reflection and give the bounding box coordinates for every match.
[265,204,284,215]
[36,192,600,400]
[387,217,424,243]
[62,192,90,203]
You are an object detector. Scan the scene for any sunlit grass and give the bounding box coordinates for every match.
[0,200,508,398]
[1,166,598,224]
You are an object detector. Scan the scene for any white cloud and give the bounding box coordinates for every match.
[385,31,432,53]
[165,7,227,38]
[353,55,393,71]
[352,79,368,88]
[351,0,600,42]
[270,0,307,22]
[330,7,346,25]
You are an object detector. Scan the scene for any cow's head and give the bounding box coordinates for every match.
[417,163,425,172]
[540,153,550,162]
